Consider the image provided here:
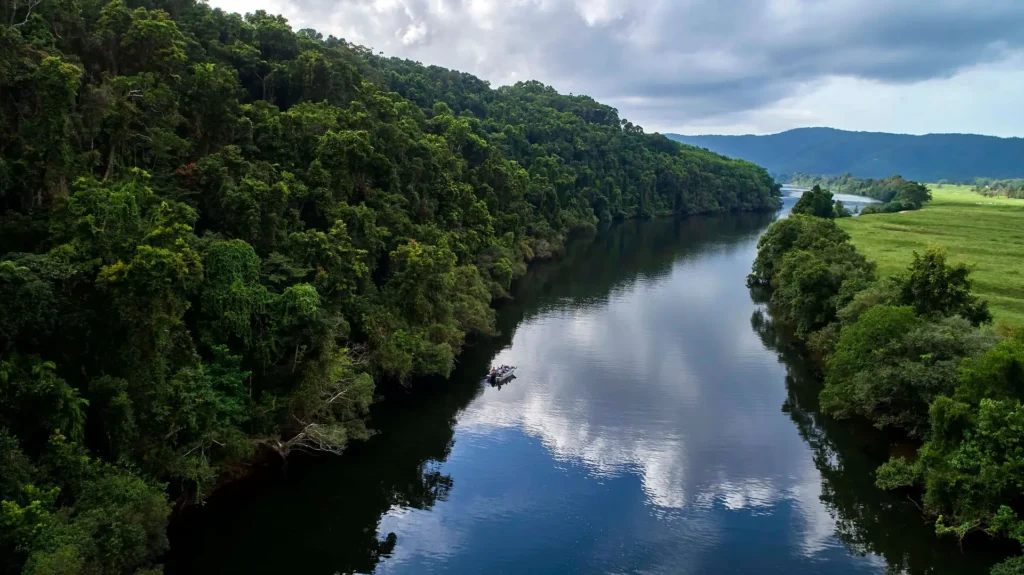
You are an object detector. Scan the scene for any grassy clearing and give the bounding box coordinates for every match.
[838,184,1024,327]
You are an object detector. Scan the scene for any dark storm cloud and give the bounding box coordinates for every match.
[234,0,1024,128]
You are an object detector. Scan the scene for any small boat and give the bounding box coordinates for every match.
[488,365,516,384]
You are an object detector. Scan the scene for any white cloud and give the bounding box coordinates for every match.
[453,246,844,558]
[669,55,1024,137]
[203,0,1024,136]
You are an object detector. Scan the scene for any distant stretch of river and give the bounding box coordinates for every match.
[781,185,881,214]
[168,191,1003,574]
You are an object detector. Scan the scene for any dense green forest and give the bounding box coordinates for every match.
[668,128,1024,181]
[0,0,779,572]
[750,210,1024,574]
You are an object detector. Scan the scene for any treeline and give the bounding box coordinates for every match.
[0,0,778,572]
[858,180,931,214]
[787,175,932,215]
[970,178,1024,199]
[787,172,1024,203]
[670,127,1024,182]
[785,173,910,203]
[791,183,930,219]
[749,213,1024,573]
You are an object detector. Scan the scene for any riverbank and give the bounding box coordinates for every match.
[751,207,1024,574]
[167,213,1010,574]
[837,185,1024,327]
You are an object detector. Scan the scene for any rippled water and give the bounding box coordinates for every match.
[168,194,1005,574]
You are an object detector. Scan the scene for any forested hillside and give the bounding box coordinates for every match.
[0,1,778,572]
[667,128,1024,181]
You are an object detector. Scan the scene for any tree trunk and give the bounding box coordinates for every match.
[104,143,117,180]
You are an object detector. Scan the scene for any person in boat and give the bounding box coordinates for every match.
[488,365,515,381]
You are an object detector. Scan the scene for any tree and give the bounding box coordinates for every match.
[749,214,859,286]
[23,57,81,204]
[894,181,932,209]
[891,247,992,326]
[791,185,836,218]
[820,307,995,436]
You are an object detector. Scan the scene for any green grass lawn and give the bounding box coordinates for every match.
[838,184,1024,328]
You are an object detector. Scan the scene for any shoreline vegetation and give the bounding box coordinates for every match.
[839,184,1024,327]
[0,1,779,573]
[785,172,912,203]
[785,173,934,215]
[750,189,1024,574]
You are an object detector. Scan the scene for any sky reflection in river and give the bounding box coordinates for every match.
[374,212,883,574]
[168,194,1001,574]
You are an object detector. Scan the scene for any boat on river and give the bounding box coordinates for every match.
[488,365,516,384]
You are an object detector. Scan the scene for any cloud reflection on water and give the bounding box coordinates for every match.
[377,230,877,572]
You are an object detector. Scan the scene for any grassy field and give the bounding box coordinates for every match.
[837,184,1024,327]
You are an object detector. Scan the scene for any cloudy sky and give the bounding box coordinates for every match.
[206,0,1024,137]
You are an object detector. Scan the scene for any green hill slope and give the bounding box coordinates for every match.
[668,128,1024,181]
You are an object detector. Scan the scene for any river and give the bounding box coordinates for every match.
[167,191,1005,574]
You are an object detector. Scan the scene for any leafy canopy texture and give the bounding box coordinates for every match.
[0,0,780,572]
[748,197,1024,574]
[791,185,838,219]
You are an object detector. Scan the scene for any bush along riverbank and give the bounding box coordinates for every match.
[749,213,1024,573]
[786,172,933,212]
[0,1,780,573]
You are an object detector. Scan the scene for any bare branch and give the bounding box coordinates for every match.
[11,0,42,27]
[253,348,368,459]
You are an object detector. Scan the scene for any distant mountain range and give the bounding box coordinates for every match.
[666,127,1024,182]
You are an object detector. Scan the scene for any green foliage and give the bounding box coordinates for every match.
[791,185,836,218]
[0,358,88,447]
[815,245,998,435]
[750,214,861,286]
[833,200,852,218]
[992,557,1024,575]
[858,180,933,215]
[749,215,874,336]
[955,337,1024,405]
[821,308,994,436]
[0,434,170,575]
[199,239,272,346]
[874,457,920,491]
[788,174,933,215]
[838,185,1024,327]
[894,181,932,210]
[751,183,1024,566]
[847,307,1024,557]
[913,393,1024,546]
[787,173,910,203]
[891,247,992,326]
[0,2,779,572]
[21,465,170,575]
[973,178,1024,200]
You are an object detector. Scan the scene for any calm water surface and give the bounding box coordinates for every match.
[168,192,1004,574]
